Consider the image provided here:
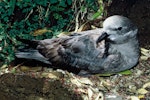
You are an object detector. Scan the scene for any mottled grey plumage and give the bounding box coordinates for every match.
[15,15,140,74]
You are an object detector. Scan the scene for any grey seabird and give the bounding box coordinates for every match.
[16,15,140,74]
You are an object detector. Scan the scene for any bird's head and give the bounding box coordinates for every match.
[97,15,138,44]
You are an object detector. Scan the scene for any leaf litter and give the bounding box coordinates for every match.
[0,47,149,100]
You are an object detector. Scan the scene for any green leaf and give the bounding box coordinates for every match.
[0,36,4,40]
[118,70,132,75]
[59,0,67,7]
[96,70,132,76]
[0,0,75,64]
[50,0,58,4]
[8,0,16,16]
[67,0,72,5]
[96,73,114,77]
[92,11,102,20]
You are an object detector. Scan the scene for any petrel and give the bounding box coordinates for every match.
[15,15,140,74]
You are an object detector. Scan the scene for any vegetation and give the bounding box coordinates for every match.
[0,0,104,64]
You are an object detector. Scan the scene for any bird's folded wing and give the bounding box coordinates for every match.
[16,28,108,73]
[36,29,106,70]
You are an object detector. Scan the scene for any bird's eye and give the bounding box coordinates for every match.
[117,27,122,30]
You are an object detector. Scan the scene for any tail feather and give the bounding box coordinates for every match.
[16,36,39,48]
[15,49,51,64]
[16,36,57,65]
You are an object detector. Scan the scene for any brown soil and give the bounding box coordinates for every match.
[0,72,81,100]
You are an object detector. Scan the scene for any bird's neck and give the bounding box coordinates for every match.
[109,38,139,57]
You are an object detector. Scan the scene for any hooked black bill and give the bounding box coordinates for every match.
[96,32,108,44]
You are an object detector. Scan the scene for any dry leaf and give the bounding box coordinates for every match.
[130,96,139,100]
[82,94,89,100]
[78,77,93,85]
[76,88,87,93]
[71,78,82,87]
[135,69,143,77]
[143,82,150,89]
[87,88,93,99]
[141,48,150,57]
[140,48,150,60]
[95,92,104,100]
[47,73,58,79]
[140,56,149,60]
[57,32,71,37]
[19,66,30,71]
[138,95,145,99]
[41,72,49,77]
[20,66,42,72]
[31,28,52,36]
[141,48,149,53]
[1,64,7,69]
[137,88,148,94]
[102,80,112,88]
[77,22,91,32]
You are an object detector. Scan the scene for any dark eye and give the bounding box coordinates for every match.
[117,27,122,30]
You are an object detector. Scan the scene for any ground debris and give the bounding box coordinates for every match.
[0,48,150,100]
